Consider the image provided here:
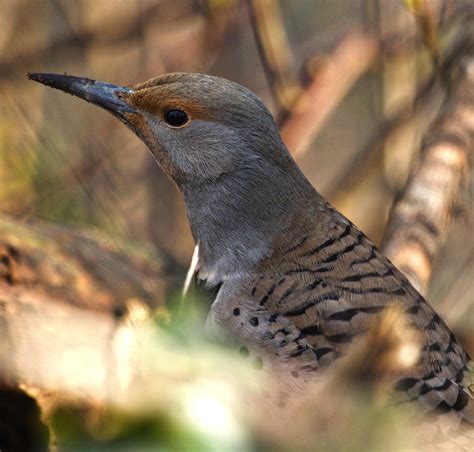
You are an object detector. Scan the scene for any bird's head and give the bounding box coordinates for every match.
[28,71,316,281]
[28,72,289,186]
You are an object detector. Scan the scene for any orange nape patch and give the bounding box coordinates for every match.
[125,86,212,122]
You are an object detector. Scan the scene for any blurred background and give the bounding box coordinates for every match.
[0,0,473,450]
[1,0,472,321]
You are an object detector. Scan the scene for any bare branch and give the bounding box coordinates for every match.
[246,0,301,111]
[0,213,166,312]
[381,35,474,294]
[280,31,379,158]
[327,74,436,198]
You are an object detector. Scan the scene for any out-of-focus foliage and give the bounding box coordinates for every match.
[13,296,421,451]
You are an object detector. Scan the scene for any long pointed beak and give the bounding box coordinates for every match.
[27,72,136,119]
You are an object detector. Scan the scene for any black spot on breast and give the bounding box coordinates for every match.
[233,308,240,316]
[249,317,259,326]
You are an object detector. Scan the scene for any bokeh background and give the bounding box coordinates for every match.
[0,0,473,450]
[1,0,472,322]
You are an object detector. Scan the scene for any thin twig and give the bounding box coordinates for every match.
[246,0,301,111]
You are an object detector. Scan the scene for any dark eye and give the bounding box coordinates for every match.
[164,109,188,127]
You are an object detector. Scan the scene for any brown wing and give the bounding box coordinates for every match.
[208,211,473,425]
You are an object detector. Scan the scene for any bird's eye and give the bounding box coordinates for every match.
[164,109,188,127]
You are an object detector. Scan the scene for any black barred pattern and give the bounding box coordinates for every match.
[284,292,340,317]
[216,215,472,430]
[314,347,334,361]
[326,333,355,344]
[327,306,384,322]
[406,305,420,315]
[300,325,323,336]
[350,247,377,266]
[301,238,335,257]
[395,377,419,392]
[341,268,394,282]
[321,244,356,263]
[285,235,309,253]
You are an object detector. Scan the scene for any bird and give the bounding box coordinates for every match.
[28,72,473,436]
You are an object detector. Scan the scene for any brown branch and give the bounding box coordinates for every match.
[280,30,379,158]
[381,35,474,294]
[437,249,474,326]
[325,5,474,199]
[0,212,171,414]
[246,0,301,111]
[327,74,436,198]
[0,213,166,313]
[0,290,259,431]
[280,4,473,164]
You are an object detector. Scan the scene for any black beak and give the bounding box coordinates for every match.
[27,72,136,120]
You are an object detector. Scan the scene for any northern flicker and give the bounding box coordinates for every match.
[29,72,473,436]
